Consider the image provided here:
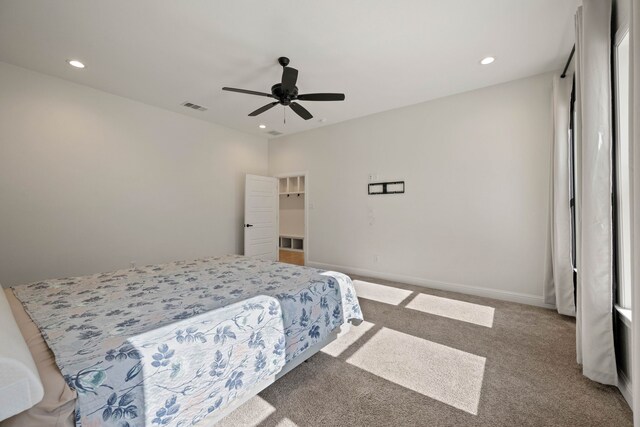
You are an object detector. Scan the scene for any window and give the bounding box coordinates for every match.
[613,30,631,309]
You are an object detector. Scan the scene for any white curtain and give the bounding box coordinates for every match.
[545,74,576,316]
[631,0,640,422]
[574,0,617,386]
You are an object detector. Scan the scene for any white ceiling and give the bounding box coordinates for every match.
[0,0,578,138]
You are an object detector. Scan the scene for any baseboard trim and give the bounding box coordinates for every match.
[618,369,633,408]
[307,260,556,309]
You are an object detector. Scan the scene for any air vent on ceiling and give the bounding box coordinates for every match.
[181,102,208,112]
[267,130,283,136]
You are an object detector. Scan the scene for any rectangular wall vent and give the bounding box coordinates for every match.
[267,130,283,136]
[181,102,208,112]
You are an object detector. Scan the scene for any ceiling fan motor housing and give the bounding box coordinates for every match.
[271,83,297,105]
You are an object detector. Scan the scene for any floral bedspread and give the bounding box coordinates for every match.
[11,255,363,426]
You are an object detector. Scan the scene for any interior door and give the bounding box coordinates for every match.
[244,174,278,261]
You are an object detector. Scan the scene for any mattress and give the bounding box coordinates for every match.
[10,255,363,426]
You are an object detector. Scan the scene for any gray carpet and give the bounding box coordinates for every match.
[218,275,633,426]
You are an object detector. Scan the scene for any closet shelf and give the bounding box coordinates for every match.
[278,176,305,194]
[279,235,304,252]
[279,234,304,239]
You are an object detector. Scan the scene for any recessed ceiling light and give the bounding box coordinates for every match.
[67,59,85,69]
[258,124,266,129]
[480,56,495,65]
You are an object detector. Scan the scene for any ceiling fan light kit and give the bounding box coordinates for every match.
[222,57,345,122]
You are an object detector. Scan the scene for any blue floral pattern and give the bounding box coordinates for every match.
[11,255,362,426]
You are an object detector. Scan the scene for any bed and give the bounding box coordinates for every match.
[1,255,363,426]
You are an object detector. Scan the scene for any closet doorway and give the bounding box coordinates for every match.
[276,173,308,266]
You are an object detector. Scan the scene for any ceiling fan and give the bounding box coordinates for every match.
[222,57,345,121]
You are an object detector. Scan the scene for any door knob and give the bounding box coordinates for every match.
[245,224,254,228]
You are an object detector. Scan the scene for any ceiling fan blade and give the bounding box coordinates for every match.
[222,87,274,98]
[297,93,345,101]
[248,102,279,117]
[281,67,298,92]
[289,102,313,120]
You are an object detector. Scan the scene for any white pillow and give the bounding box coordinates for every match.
[0,287,44,421]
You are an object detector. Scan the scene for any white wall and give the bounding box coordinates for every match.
[0,61,268,286]
[269,72,554,306]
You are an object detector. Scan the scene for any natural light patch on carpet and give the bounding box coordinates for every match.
[346,327,486,415]
[321,320,376,357]
[216,396,275,426]
[353,280,412,305]
[275,418,299,426]
[405,293,495,328]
